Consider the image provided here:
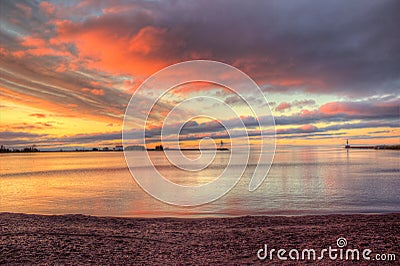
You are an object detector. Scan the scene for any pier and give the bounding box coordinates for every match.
[344,139,400,150]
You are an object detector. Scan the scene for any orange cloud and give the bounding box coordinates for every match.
[21,37,46,47]
[90,89,104,96]
[128,27,168,55]
[54,21,168,77]
[15,35,72,58]
[81,88,105,96]
[29,113,46,118]
[1,87,119,125]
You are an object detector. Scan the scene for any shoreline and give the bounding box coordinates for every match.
[1,212,398,264]
[0,148,230,153]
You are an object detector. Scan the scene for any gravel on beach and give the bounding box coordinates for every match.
[1,212,399,264]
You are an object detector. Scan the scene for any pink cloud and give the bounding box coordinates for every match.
[299,124,318,132]
[318,101,398,116]
[21,37,46,47]
[275,124,319,134]
[90,89,104,96]
[275,102,291,112]
[15,3,32,18]
[295,100,399,121]
[39,2,55,15]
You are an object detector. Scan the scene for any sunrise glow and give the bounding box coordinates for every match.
[1,1,399,150]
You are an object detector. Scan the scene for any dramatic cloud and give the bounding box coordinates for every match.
[0,0,399,148]
[3,0,400,95]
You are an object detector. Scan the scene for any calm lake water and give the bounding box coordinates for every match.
[1,146,399,217]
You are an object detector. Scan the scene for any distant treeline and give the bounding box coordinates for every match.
[0,145,134,153]
[0,145,39,153]
[1,144,231,153]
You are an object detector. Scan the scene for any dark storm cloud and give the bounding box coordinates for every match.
[180,0,400,96]
[2,0,399,109]
[18,0,397,97]
[75,0,400,97]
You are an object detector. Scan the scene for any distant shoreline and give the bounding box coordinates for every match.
[4,145,400,153]
[147,148,229,151]
[0,148,229,153]
[345,144,400,150]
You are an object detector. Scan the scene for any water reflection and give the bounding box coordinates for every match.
[0,147,399,217]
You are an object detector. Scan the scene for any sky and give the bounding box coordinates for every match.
[0,0,399,149]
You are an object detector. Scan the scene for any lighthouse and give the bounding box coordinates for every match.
[345,139,350,148]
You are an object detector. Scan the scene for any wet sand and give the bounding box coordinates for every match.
[1,213,398,264]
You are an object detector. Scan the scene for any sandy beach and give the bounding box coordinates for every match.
[0,213,398,264]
